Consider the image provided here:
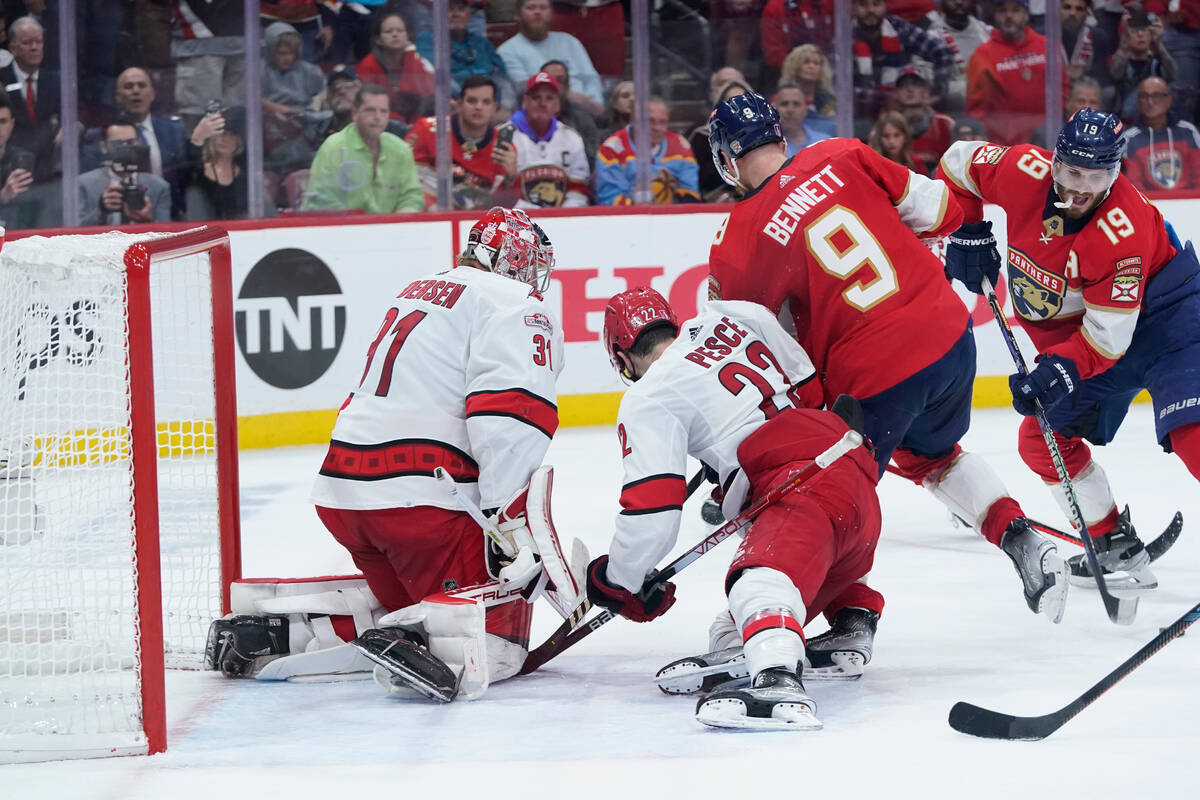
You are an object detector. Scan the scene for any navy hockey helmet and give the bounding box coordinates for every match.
[1052,108,1125,197]
[603,287,679,382]
[708,91,784,187]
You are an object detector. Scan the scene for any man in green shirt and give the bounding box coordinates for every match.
[302,85,424,213]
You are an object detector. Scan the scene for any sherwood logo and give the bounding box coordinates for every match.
[235,249,347,389]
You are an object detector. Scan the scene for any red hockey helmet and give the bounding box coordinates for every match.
[462,207,554,292]
[603,287,679,381]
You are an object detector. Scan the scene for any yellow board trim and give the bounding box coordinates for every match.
[234,384,1153,450]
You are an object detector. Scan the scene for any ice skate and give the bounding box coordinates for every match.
[351,627,459,702]
[1001,518,1068,623]
[656,647,748,695]
[695,667,822,731]
[1066,507,1157,593]
[805,607,878,679]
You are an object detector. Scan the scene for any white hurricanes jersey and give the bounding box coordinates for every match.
[606,300,819,593]
[311,266,564,512]
[513,121,590,208]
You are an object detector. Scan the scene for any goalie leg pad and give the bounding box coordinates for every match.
[377,593,489,699]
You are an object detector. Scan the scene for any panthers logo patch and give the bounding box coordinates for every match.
[521,165,568,207]
[1008,247,1065,321]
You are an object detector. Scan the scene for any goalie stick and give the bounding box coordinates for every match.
[518,429,864,675]
[949,601,1200,741]
[981,276,1135,625]
[1029,513,1183,564]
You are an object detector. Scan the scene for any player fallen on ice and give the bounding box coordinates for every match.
[586,286,883,730]
[938,108,1199,590]
[205,208,584,701]
[696,91,1067,681]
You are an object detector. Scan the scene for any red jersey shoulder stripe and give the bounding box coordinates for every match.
[465,387,559,437]
[619,472,687,516]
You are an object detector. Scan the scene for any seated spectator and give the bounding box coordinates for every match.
[951,114,984,141]
[79,115,172,226]
[890,65,953,174]
[774,83,831,155]
[869,110,926,173]
[967,0,1058,145]
[508,71,589,207]
[186,105,248,220]
[1123,75,1200,192]
[497,0,604,106]
[689,77,752,202]
[1110,10,1177,122]
[302,84,424,213]
[549,0,625,79]
[392,0,487,39]
[357,12,435,126]
[595,97,699,206]
[1147,0,1200,123]
[308,65,409,146]
[0,91,36,227]
[260,1,331,63]
[926,0,992,112]
[111,67,188,221]
[405,75,513,209]
[760,0,834,70]
[1,15,59,181]
[1032,75,1105,142]
[539,59,601,162]
[780,45,835,118]
[1060,0,1114,90]
[598,80,633,140]
[417,0,515,108]
[853,0,955,125]
[262,22,326,173]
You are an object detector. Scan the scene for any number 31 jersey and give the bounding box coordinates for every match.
[708,138,968,404]
[311,266,564,513]
[606,300,823,592]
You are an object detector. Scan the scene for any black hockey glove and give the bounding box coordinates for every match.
[1009,354,1080,416]
[204,614,290,678]
[945,220,1002,295]
[586,555,676,623]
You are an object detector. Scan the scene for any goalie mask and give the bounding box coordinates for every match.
[462,207,554,293]
[603,286,679,382]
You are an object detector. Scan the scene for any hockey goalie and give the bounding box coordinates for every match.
[205,208,584,701]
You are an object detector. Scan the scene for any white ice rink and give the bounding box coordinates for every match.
[6,404,1199,799]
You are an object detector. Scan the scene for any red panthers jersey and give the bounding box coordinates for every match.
[937,141,1178,379]
[708,138,967,404]
[405,116,508,209]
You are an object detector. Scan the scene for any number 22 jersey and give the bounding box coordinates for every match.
[708,138,968,404]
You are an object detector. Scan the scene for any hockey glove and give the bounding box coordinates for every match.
[945,220,1002,295]
[586,555,676,623]
[1009,354,1080,416]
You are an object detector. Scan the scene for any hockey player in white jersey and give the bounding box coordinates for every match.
[206,208,581,701]
[584,287,882,730]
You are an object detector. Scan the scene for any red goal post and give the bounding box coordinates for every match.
[0,226,241,762]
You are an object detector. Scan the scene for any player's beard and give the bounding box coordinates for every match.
[1053,185,1101,218]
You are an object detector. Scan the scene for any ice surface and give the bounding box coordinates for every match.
[6,406,1198,798]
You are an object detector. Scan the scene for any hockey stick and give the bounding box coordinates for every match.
[949,601,1200,740]
[980,275,1135,625]
[518,430,863,675]
[1029,513,1183,563]
[434,467,518,558]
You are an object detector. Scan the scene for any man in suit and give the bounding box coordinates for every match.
[0,15,61,181]
[113,66,188,219]
[79,116,171,227]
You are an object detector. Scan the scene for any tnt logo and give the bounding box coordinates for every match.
[235,249,346,389]
[12,299,102,400]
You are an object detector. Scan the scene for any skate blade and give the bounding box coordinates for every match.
[1067,566,1158,594]
[805,651,865,681]
[352,641,457,702]
[656,657,748,695]
[1036,551,1069,625]
[696,698,823,731]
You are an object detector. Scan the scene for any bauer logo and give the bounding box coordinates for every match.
[236,249,347,389]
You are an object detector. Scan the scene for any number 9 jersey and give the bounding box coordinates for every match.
[707,138,968,405]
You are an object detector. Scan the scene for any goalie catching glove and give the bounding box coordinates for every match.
[586,555,676,622]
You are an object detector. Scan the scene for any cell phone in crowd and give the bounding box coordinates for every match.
[205,99,223,116]
[13,151,34,175]
[496,122,515,149]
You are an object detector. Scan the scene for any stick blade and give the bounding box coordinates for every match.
[948,701,1053,741]
[1148,512,1183,562]
[1102,590,1139,625]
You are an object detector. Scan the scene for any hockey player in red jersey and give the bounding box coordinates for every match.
[938,108,1200,588]
[704,92,1068,645]
[587,286,881,730]
[207,208,579,701]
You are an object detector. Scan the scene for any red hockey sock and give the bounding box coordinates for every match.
[980,496,1024,547]
[1169,423,1200,482]
[821,581,885,624]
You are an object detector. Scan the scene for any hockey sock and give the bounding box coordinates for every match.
[819,579,885,624]
[1017,417,1119,537]
[728,567,808,679]
[1169,423,1200,482]
[980,496,1024,547]
[901,445,1019,532]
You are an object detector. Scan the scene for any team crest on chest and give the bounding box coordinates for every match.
[520,165,568,207]
[1008,247,1066,321]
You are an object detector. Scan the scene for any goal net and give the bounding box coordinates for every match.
[0,227,241,763]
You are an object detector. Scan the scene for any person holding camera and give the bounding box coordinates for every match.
[78,115,171,226]
[0,92,34,211]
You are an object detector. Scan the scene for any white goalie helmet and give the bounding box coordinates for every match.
[462,207,555,293]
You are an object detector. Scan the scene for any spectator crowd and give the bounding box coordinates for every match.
[0,0,1197,230]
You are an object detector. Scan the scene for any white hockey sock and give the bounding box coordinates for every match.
[1051,460,1117,529]
[924,451,1010,531]
[728,567,806,681]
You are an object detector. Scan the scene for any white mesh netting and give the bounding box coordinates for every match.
[0,231,228,761]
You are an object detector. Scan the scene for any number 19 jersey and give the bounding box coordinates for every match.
[310,266,564,513]
[708,138,968,404]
